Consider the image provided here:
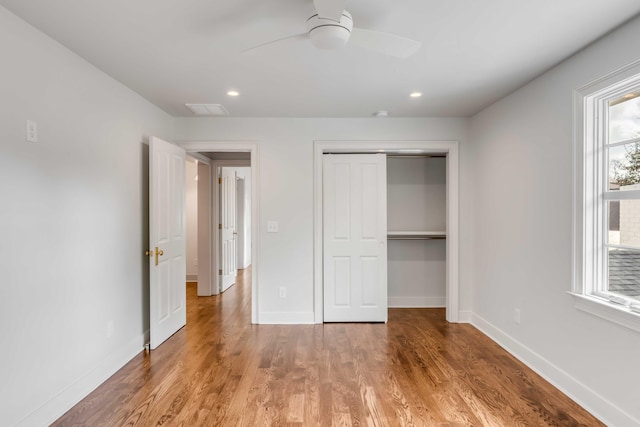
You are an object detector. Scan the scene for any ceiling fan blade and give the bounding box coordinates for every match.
[313,0,345,21]
[241,33,308,53]
[350,28,421,58]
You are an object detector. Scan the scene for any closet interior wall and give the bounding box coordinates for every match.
[387,156,447,308]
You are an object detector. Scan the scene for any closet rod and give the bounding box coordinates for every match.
[386,154,446,158]
[323,153,445,157]
[387,236,446,240]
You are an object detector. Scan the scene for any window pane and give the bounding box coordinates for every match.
[608,200,620,245]
[608,143,640,190]
[617,197,640,248]
[609,92,640,144]
[608,247,640,301]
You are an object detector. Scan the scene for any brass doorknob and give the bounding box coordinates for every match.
[146,247,164,266]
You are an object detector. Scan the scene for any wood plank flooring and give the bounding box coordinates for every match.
[53,268,603,426]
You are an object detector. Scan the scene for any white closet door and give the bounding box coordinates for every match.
[323,154,387,322]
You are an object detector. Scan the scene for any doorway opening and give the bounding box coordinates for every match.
[178,141,259,324]
[185,153,252,311]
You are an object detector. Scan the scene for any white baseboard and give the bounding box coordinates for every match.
[471,313,639,427]
[457,310,472,323]
[16,331,148,427]
[186,274,197,282]
[259,312,315,324]
[388,296,445,308]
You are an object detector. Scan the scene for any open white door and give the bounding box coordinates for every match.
[323,154,388,322]
[149,136,186,350]
[220,167,237,292]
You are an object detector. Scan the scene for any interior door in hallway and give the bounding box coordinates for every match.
[323,154,388,322]
[149,136,186,350]
[220,167,237,292]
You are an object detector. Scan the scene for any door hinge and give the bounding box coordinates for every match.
[219,269,222,275]
[219,223,222,230]
[218,177,222,184]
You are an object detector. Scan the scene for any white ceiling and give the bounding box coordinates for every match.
[2,0,639,118]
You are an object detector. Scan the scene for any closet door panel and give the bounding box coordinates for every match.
[332,256,351,306]
[361,164,380,240]
[323,154,387,322]
[332,163,351,240]
[360,256,379,306]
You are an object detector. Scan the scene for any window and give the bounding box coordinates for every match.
[574,61,640,331]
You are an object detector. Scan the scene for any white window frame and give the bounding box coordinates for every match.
[572,59,640,332]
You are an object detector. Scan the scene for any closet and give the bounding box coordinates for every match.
[387,155,447,308]
[322,152,448,322]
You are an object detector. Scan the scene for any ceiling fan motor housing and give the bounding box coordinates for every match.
[307,11,353,50]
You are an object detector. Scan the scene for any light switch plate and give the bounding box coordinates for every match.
[267,221,279,233]
[26,120,38,143]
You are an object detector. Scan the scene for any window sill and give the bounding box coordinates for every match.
[569,292,640,333]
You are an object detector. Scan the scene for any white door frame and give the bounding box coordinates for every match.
[178,141,259,324]
[313,140,460,323]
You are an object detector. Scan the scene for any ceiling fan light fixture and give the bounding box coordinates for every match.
[309,26,350,49]
[307,11,353,50]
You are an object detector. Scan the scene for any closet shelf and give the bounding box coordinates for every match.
[387,231,446,240]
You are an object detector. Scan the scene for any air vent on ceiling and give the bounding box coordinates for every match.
[185,103,229,116]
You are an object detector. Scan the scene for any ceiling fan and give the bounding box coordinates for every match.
[243,0,422,58]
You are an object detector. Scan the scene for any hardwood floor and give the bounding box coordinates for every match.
[53,269,603,426]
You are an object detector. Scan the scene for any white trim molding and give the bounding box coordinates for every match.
[177,141,260,324]
[457,310,473,323]
[258,312,315,324]
[313,140,460,324]
[569,292,640,333]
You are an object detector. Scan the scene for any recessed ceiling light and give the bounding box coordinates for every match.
[410,92,423,98]
[227,90,239,97]
[375,110,389,118]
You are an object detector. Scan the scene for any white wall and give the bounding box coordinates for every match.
[469,15,640,426]
[0,7,174,426]
[174,118,472,322]
[185,159,198,280]
[387,157,446,232]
